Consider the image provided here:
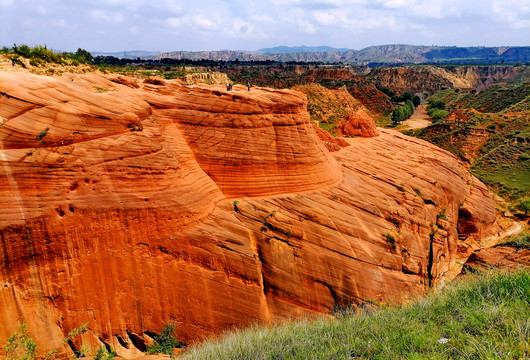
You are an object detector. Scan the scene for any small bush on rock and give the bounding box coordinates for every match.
[147,323,182,355]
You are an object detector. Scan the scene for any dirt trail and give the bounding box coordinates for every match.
[400,105,432,131]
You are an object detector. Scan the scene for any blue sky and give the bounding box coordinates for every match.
[1,0,528,52]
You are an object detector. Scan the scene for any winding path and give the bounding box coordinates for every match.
[399,105,432,131]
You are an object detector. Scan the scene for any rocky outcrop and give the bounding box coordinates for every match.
[368,66,530,94]
[337,109,379,137]
[463,246,530,272]
[312,124,350,152]
[0,71,498,357]
[347,83,394,115]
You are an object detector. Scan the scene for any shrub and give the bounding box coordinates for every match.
[14,44,31,58]
[405,99,415,113]
[514,197,530,216]
[428,99,446,110]
[429,109,449,121]
[383,233,396,250]
[436,209,447,220]
[94,346,116,360]
[3,323,37,360]
[29,58,40,67]
[391,107,404,125]
[37,128,49,142]
[3,323,87,360]
[11,55,26,67]
[6,44,94,65]
[519,153,530,161]
[147,323,182,355]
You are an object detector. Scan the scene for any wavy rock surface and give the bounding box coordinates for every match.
[338,109,380,137]
[464,246,530,272]
[0,71,498,357]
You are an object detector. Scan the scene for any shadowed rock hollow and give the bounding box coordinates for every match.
[0,71,498,357]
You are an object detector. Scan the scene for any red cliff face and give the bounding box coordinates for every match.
[0,72,498,357]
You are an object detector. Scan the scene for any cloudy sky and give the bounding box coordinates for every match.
[0,0,529,52]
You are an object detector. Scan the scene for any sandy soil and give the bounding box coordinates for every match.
[399,105,432,131]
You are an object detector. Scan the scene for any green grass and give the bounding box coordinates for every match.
[182,270,530,360]
[471,124,530,201]
[426,84,530,114]
[319,122,337,131]
[465,84,530,113]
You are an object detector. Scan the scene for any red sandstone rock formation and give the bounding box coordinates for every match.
[312,124,350,152]
[337,109,380,137]
[463,246,530,272]
[0,71,498,358]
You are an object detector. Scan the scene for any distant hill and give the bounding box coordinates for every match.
[257,46,349,54]
[91,50,161,59]
[100,45,530,65]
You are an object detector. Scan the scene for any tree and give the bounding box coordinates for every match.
[405,100,415,115]
[75,48,93,63]
[391,107,405,125]
[402,92,415,102]
[14,44,31,57]
[413,95,421,107]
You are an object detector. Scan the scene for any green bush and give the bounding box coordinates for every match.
[3,323,36,360]
[3,323,87,359]
[519,153,530,161]
[429,109,449,121]
[428,99,446,110]
[391,107,405,125]
[147,323,182,355]
[514,197,530,216]
[94,346,116,360]
[6,44,94,65]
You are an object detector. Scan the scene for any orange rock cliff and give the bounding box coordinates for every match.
[0,71,498,357]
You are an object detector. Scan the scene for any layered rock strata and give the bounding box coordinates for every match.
[0,71,498,357]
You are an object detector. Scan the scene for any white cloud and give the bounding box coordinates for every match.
[54,19,66,27]
[492,0,530,28]
[192,14,217,31]
[251,14,274,23]
[377,0,417,8]
[90,9,125,23]
[313,9,349,26]
[167,14,218,32]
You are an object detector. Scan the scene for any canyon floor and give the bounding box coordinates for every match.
[398,105,432,131]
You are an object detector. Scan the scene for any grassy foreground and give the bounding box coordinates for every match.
[182,270,530,359]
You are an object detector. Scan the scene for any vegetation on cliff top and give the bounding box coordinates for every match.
[182,269,530,360]
[1,44,93,67]
[417,83,530,216]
